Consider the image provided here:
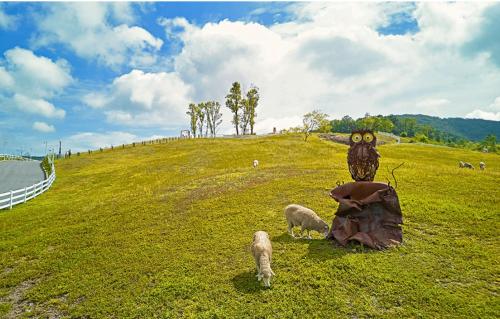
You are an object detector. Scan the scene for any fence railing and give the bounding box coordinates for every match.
[0,162,56,210]
[0,154,30,161]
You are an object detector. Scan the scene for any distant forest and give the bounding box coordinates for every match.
[330,114,499,152]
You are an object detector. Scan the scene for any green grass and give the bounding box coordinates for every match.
[0,134,498,318]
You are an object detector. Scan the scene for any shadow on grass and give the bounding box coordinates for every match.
[273,232,355,260]
[232,270,265,294]
[272,232,323,245]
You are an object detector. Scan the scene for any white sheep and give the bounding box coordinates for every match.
[284,204,329,239]
[460,161,475,169]
[251,231,275,287]
[253,159,259,168]
[479,162,486,170]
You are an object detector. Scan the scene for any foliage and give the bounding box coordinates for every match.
[0,134,498,318]
[186,103,198,138]
[302,110,330,141]
[331,113,499,153]
[239,98,251,135]
[40,155,52,178]
[389,114,499,142]
[238,85,259,135]
[246,86,259,135]
[205,101,223,137]
[196,102,206,138]
[479,134,497,153]
[225,82,243,135]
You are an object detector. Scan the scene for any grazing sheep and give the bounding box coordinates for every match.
[284,204,329,239]
[251,231,275,287]
[479,162,486,170]
[459,161,474,169]
[253,159,259,168]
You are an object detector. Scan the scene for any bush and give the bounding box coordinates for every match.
[41,156,53,178]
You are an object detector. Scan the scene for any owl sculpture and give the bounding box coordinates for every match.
[347,129,380,181]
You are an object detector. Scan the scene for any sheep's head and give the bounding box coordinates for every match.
[261,268,275,288]
[318,220,329,238]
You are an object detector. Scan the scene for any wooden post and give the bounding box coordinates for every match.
[9,190,13,209]
[24,187,27,202]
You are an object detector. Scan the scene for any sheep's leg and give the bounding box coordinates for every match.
[288,223,296,238]
[307,230,312,240]
[300,226,306,238]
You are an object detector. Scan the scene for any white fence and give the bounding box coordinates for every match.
[0,161,56,210]
[0,154,29,161]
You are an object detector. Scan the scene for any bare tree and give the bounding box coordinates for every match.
[302,110,330,141]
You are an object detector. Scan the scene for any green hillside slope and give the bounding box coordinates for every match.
[395,114,500,141]
[1,135,498,318]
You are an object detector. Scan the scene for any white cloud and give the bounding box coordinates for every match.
[33,121,55,133]
[0,66,14,88]
[0,5,16,30]
[3,47,72,99]
[465,97,500,121]
[13,94,65,119]
[465,109,500,121]
[254,116,302,134]
[33,3,163,69]
[488,97,500,111]
[61,131,163,152]
[83,70,191,127]
[82,3,500,133]
[0,48,70,119]
[83,92,108,109]
[414,2,492,47]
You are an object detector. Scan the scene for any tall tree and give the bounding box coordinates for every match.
[246,86,259,135]
[225,82,243,135]
[239,98,251,135]
[186,103,198,138]
[196,102,206,137]
[302,110,330,141]
[205,101,223,137]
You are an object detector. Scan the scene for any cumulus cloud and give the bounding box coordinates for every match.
[0,5,16,30]
[61,131,164,152]
[83,70,191,126]
[3,47,72,99]
[465,97,500,121]
[13,94,65,119]
[465,109,500,121]
[32,3,163,69]
[81,2,500,133]
[0,47,70,119]
[33,121,55,133]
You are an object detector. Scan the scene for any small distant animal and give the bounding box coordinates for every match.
[251,231,275,288]
[284,204,329,239]
[459,161,474,169]
[253,159,259,168]
[479,162,486,170]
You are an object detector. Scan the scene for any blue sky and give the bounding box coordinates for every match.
[0,2,499,155]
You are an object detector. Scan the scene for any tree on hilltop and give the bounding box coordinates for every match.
[302,110,330,141]
[205,101,223,137]
[186,103,198,138]
[225,82,243,135]
[246,86,259,135]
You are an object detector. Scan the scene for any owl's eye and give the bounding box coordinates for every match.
[363,133,374,143]
[351,133,362,143]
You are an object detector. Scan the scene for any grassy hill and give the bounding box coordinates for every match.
[393,114,500,141]
[0,134,498,318]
